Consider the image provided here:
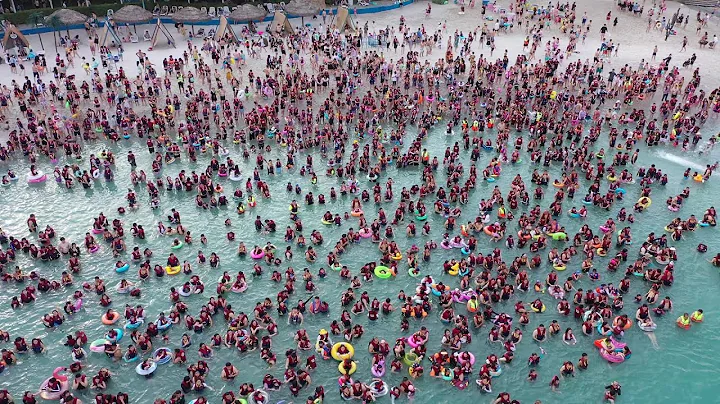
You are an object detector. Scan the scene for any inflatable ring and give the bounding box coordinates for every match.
[331,342,354,361]
[408,267,421,277]
[416,214,428,221]
[115,263,130,273]
[409,365,423,378]
[676,320,691,329]
[374,266,392,279]
[101,311,120,325]
[321,219,333,225]
[123,351,140,363]
[248,390,268,404]
[637,197,652,209]
[39,378,69,400]
[636,320,657,332]
[441,367,454,381]
[350,209,363,217]
[548,232,567,241]
[391,253,403,261]
[125,319,144,330]
[486,177,496,182]
[402,352,420,366]
[135,360,157,376]
[370,380,389,396]
[250,250,265,260]
[338,360,357,375]
[613,317,633,330]
[531,304,546,313]
[89,339,108,353]
[553,265,567,271]
[596,248,607,257]
[106,328,124,342]
[165,265,182,275]
[27,172,47,184]
[153,347,172,364]
[171,241,184,250]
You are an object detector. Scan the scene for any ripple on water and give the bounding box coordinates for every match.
[0,130,719,403]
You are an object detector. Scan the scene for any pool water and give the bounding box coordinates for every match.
[0,123,718,404]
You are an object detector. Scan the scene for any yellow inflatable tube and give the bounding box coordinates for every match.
[331,342,354,361]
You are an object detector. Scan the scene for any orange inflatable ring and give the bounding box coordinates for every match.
[101,311,120,325]
[613,316,632,330]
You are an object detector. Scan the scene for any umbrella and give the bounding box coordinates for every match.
[171,6,211,36]
[282,0,322,17]
[228,4,268,23]
[45,8,87,26]
[112,5,153,24]
[170,6,211,24]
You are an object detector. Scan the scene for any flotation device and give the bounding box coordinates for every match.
[338,360,357,375]
[691,311,704,323]
[331,342,354,361]
[676,316,691,329]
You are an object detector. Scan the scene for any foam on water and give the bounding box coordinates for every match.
[655,151,708,171]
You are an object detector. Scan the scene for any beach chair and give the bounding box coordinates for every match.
[160,5,169,15]
[170,6,178,14]
[208,6,216,17]
[200,6,208,15]
[222,6,230,16]
[265,3,276,12]
[106,9,114,17]
[279,1,286,8]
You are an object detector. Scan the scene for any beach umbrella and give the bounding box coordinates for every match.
[46,8,88,25]
[228,4,268,23]
[112,5,154,24]
[283,0,322,17]
[282,0,323,25]
[45,9,88,37]
[111,5,154,34]
[170,6,212,35]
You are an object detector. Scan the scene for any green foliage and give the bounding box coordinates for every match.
[26,11,45,26]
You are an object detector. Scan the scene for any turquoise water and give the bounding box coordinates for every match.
[0,126,719,404]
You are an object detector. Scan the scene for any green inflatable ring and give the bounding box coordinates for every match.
[374,266,392,279]
[403,352,419,366]
[408,267,421,278]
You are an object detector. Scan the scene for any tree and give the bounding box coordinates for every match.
[27,12,46,50]
[45,14,63,52]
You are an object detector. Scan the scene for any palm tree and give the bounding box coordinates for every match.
[27,12,46,50]
[45,15,63,53]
